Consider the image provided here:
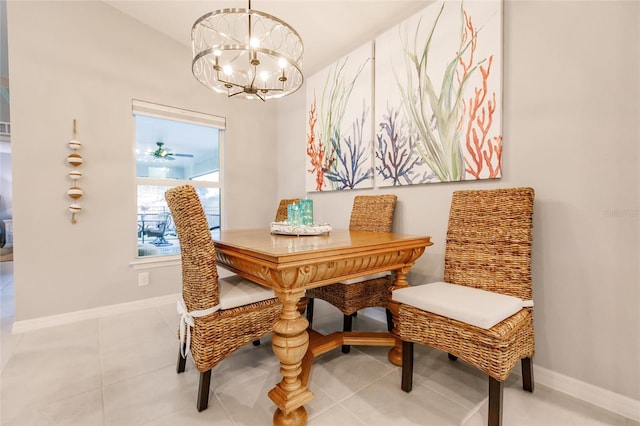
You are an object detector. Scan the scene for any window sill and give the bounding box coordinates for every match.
[130,255,181,270]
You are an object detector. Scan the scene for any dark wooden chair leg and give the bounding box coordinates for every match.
[306,297,315,326]
[342,312,355,354]
[197,370,212,412]
[401,341,414,392]
[448,353,458,361]
[488,376,503,426]
[522,357,534,392]
[177,344,187,373]
[385,308,393,332]
[341,313,354,353]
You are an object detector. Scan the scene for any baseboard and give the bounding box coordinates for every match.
[532,364,639,422]
[11,293,180,334]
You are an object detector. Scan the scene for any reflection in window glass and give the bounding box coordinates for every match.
[137,186,220,256]
[134,107,222,258]
[135,115,219,180]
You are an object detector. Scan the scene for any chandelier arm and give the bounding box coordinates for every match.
[217,75,247,90]
[228,88,246,98]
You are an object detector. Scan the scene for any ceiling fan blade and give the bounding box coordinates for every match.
[144,142,193,160]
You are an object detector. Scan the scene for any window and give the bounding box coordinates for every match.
[133,100,225,258]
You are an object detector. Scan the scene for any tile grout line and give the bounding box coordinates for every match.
[96,316,108,426]
[213,389,238,426]
[336,368,396,426]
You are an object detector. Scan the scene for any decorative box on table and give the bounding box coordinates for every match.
[270,222,332,236]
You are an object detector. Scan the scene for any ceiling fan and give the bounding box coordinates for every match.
[150,141,174,160]
[148,142,193,160]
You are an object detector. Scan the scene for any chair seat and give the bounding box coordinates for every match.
[393,282,532,330]
[219,275,276,310]
[306,276,391,315]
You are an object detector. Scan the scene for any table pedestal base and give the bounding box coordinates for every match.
[301,330,399,386]
[273,406,308,426]
[388,345,403,366]
[269,290,313,426]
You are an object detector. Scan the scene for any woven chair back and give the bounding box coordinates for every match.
[274,198,301,222]
[349,195,397,232]
[165,185,219,311]
[444,187,534,300]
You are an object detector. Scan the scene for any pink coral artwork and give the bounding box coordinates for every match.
[374,0,503,185]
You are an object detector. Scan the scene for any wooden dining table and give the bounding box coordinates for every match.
[212,228,432,426]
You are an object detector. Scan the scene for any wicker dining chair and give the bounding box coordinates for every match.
[393,187,535,426]
[306,194,397,353]
[165,185,282,412]
[275,198,300,222]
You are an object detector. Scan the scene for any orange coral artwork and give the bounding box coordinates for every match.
[458,10,502,179]
[306,95,335,191]
[304,43,374,191]
[374,0,503,185]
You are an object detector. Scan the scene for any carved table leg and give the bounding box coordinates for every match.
[269,288,314,426]
[388,265,412,366]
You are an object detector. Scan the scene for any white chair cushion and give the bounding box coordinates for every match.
[392,282,532,329]
[341,271,391,285]
[218,275,276,310]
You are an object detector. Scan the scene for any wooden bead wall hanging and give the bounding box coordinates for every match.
[67,119,83,223]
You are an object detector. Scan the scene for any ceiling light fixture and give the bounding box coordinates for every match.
[150,142,175,160]
[191,0,304,101]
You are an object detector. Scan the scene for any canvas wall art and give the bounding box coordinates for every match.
[374,0,503,186]
[305,43,374,192]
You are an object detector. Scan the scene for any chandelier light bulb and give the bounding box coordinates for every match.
[278,58,288,69]
[259,71,269,82]
[250,37,260,48]
[223,65,233,75]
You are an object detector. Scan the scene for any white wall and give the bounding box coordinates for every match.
[277,0,639,404]
[7,1,279,320]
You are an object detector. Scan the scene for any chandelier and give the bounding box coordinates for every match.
[191,1,304,101]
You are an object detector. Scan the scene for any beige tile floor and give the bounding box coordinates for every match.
[0,261,637,426]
